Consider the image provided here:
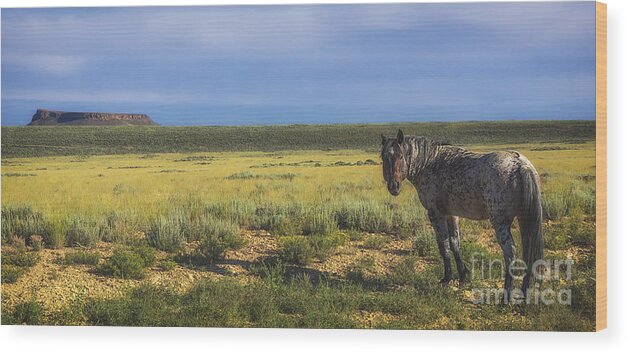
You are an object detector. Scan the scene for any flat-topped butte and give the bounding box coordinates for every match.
[28,109,158,126]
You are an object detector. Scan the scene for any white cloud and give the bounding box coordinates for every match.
[2,3,592,56]
[4,53,87,74]
[1,6,334,55]
[2,88,268,105]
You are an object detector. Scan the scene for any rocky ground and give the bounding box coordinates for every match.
[2,229,432,322]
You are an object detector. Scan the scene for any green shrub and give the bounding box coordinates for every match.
[226,171,256,179]
[7,300,45,325]
[146,215,184,252]
[309,233,348,261]
[84,284,180,326]
[162,204,205,242]
[250,257,288,285]
[389,257,420,287]
[159,260,177,271]
[2,251,40,267]
[545,214,595,250]
[30,235,44,251]
[1,249,40,284]
[334,200,426,234]
[395,225,414,240]
[392,206,426,238]
[567,213,596,246]
[2,264,25,284]
[347,229,364,241]
[260,214,301,236]
[178,218,203,243]
[1,205,48,244]
[336,201,394,233]
[303,211,338,236]
[570,224,595,246]
[44,218,67,249]
[254,203,303,236]
[542,181,595,220]
[542,193,567,221]
[346,256,375,283]
[65,215,102,247]
[99,249,150,279]
[533,304,593,331]
[279,236,314,265]
[545,224,571,251]
[196,218,245,263]
[572,253,596,320]
[412,226,437,258]
[460,241,503,281]
[100,210,141,243]
[6,235,27,252]
[64,250,102,265]
[204,200,257,228]
[133,246,158,267]
[363,234,390,250]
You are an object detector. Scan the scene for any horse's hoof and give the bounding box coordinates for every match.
[459,270,470,285]
[439,277,452,285]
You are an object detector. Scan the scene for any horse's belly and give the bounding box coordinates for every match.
[451,209,489,220]
[446,199,490,220]
[448,208,489,220]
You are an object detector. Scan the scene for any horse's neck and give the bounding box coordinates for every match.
[405,138,442,182]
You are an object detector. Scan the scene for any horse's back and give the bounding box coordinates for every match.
[414,145,539,220]
[424,149,534,219]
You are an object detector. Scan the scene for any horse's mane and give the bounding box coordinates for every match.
[380,134,469,180]
[404,136,468,180]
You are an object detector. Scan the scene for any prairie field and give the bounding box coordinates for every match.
[1,121,596,330]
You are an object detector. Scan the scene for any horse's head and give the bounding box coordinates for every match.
[380,129,408,196]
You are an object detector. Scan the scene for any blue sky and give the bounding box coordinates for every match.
[1,2,595,126]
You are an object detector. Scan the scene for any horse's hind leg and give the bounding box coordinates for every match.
[447,216,468,283]
[491,216,516,303]
[428,210,452,284]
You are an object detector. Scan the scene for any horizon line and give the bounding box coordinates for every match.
[1,117,596,128]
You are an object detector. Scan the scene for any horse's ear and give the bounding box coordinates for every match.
[381,134,386,145]
[397,129,404,144]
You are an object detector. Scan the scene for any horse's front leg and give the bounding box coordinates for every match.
[428,210,453,284]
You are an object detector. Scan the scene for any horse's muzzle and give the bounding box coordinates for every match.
[387,180,401,196]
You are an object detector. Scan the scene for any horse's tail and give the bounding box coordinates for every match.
[519,159,544,288]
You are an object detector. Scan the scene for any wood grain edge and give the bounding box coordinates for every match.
[595,1,607,332]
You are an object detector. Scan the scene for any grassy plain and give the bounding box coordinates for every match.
[1,121,596,330]
[1,120,594,158]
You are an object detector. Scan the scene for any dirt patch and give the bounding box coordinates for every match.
[309,236,419,278]
[352,310,396,328]
[2,230,421,318]
[1,244,224,319]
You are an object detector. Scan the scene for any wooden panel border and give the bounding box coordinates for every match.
[595,1,607,332]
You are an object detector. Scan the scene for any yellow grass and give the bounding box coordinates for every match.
[1,141,595,221]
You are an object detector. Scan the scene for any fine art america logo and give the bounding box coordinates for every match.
[470,253,574,305]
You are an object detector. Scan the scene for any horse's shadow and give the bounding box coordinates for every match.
[249,255,340,287]
[205,258,257,276]
[176,254,338,287]
[175,255,256,276]
[383,248,412,256]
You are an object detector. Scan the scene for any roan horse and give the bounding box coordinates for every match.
[381,130,543,302]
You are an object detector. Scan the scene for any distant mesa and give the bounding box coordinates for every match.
[28,109,159,126]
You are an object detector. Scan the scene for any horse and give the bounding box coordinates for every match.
[380,129,543,302]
